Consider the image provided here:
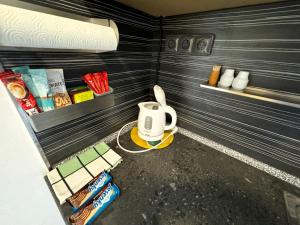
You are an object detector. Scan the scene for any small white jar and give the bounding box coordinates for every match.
[232,71,250,91]
[218,69,235,88]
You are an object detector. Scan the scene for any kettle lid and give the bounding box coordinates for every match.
[154,85,166,107]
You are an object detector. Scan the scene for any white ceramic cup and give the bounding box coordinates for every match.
[232,71,250,91]
[236,71,249,80]
[218,69,235,88]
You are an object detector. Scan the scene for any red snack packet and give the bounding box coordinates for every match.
[0,71,40,115]
[82,73,99,94]
[94,72,105,94]
[92,72,103,94]
[91,73,101,94]
[102,71,109,92]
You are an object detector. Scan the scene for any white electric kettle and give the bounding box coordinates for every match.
[137,85,177,142]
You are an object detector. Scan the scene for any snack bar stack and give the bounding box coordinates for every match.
[69,183,120,225]
[67,171,112,212]
[47,142,122,204]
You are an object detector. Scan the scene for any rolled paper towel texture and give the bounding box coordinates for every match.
[0,4,118,51]
[208,65,221,86]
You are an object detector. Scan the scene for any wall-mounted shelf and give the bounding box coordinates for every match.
[200,83,300,109]
[28,87,114,132]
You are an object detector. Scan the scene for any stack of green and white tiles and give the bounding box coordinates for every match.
[47,142,122,204]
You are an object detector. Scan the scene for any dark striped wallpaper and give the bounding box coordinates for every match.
[158,1,300,176]
[0,0,159,165]
[0,0,299,177]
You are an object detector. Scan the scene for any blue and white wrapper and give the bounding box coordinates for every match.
[67,171,112,212]
[69,183,120,225]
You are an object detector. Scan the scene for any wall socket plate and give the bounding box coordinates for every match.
[165,36,179,52]
[165,33,215,55]
[192,33,215,55]
[178,36,194,53]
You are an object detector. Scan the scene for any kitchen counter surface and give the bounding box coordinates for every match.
[60,132,299,225]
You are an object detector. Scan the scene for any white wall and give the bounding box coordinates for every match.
[0,82,65,225]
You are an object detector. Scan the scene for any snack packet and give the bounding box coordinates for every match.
[29,69,55,112]
[0,71,40,115]
[11,66,39,97]
[82,73,99,94]
[94,72,105,94]
[102,71,109,92]
[69,183,120,225]
[46,69,72,109]
[67,171,112,212]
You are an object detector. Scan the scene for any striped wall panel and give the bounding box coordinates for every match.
[0,0,159,165]
[159,1,300,176]
[0,0,299,177]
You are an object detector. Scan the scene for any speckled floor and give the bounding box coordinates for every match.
[61,132,300,225]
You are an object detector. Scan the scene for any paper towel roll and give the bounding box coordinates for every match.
[0,4,118,52]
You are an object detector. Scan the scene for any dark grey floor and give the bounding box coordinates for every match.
[62,132,300,225]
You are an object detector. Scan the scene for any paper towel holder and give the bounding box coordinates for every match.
[0,0,119,53]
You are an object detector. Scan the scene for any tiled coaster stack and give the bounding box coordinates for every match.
[47,142,122,204]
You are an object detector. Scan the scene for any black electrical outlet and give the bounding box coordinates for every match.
[178,36,194,53]
[165,36,179,52]
[192,33,215,55]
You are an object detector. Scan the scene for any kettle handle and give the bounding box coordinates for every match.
[164,106,177,131]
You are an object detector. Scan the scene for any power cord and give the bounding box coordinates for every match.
[117,121,178,154]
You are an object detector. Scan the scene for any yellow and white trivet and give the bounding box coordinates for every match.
[130,127,174,149]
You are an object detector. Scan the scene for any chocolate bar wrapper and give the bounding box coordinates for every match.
[67,171,112,212]
[69,183,120,225]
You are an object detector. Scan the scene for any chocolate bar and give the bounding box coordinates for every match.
[69,183,120,225]
[67,171,112,212]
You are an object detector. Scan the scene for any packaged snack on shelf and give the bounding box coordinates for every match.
[94,72,105,94]
[69,86,94,104]
[11,66,39,98]
[91,73,102,94]
[82,73,99,94]
[0,71,40,115]
[102,71,109,92]
[29,69,55,112]
[82,71,110,95]
[46,69,72,109]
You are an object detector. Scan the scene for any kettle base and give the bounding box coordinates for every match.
[148,140,161,146]
[130,127,174,149]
